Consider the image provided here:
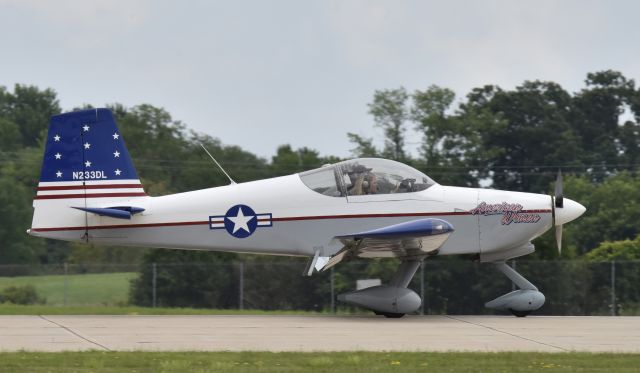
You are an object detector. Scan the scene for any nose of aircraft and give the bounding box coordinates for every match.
[554,198,586,226]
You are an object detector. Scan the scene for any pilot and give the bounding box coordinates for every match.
[392,178,415,193]
[347,164,376,195]
[352,174,378,195]
[362,173,377,194]
[351,176,363,195]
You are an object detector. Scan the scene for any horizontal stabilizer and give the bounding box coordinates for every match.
[73,206,145,220]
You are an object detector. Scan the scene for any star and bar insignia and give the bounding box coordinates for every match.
[209,204,273,238]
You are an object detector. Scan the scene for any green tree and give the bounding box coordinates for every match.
[346,133,379,158]
[271,144,339,176]
[368,87,409,161]
[181,133,270,190]
[129,249,238,308]
[411,85,480,186]
[111,104,190,193]
[462,81,581,192]
[412,85,456,164]
[571,71,637,179]
[545,173,640,255]
[0,118,22,151]
[586,236,640,261]
[0,162,45,264]
[0,84,60,147]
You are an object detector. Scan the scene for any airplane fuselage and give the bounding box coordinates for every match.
[31,173,554,261]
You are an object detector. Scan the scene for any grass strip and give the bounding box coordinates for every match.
[0,304,330,315]
[0,351,638,372]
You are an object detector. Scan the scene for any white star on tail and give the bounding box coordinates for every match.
[84,142,91,149]
[56,171,62,178]
[114,169,122,176]
[85,160,92,167]
[53,135,60,141]
[54,153,61,159]
[113,133,119,139]
[114,150,120,158]
[83,125,90,132]
[227,208,255,234]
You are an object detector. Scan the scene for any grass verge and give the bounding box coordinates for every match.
[0,304,327,315]
[0,351,638,372]
[0,272,135,306]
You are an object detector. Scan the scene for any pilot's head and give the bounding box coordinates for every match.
[362,173,377,194]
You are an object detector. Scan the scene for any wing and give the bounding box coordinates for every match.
[320,218,454,271]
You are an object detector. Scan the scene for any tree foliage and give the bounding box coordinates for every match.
[367,87,410,161]
[586,235,640,261]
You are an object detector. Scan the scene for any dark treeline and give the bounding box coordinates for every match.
[2,70,640,269]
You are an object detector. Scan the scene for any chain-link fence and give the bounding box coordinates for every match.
[1,260,638,315]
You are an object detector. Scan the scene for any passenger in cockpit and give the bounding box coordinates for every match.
[393,178,416,193]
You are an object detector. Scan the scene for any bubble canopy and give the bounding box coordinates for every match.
[299,158,436,197]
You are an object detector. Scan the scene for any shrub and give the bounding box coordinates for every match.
[0,284,45,305]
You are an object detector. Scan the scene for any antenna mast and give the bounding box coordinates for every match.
[199,143,236,185]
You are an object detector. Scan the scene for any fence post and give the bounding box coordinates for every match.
[330,267,335,314]
[611,260,616,316]
[239,261,244,310]
[511,260,517,292]
[63,262,68,306]
[420,261,425,315]
[152,262,157,308]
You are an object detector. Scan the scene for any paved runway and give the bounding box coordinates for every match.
[1,315,639,353]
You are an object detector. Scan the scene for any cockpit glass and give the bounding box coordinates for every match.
[299,158,435,197]
[338,158,435,196]
[299,166,343,197]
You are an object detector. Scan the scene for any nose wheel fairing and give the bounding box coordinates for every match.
[485,262,545,316]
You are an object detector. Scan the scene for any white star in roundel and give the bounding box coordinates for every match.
[53,135,61,142]
[85,160,92,167]
[113,150,120,158]
[227,208,256,234]
[56,171,62,178]
[84,142,91,150]
[113,133,119,140]
[114,169,122,176]
[83,124,90,132]
[54,153,62,159]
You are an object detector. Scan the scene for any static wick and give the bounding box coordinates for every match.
[199,143,236,185]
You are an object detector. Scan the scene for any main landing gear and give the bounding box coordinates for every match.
[337,260,423,318]
[337,260,544,318]
[485,262,545,317]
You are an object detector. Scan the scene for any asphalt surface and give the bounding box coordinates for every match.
[1,315,638,352]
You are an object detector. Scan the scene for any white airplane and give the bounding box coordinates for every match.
[28,108,586,317]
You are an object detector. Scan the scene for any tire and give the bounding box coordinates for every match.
[377,312,405,318]
[510,309,531,318]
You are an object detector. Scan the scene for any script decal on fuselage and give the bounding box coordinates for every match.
[72,170,108,180]
[470,202,541,225]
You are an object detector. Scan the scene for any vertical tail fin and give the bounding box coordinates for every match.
[38,108,141,187]
[31,108,146,238]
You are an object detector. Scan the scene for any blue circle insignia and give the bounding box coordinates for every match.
[223,204,258,238]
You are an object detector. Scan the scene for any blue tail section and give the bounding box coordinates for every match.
[41,108,138,182]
